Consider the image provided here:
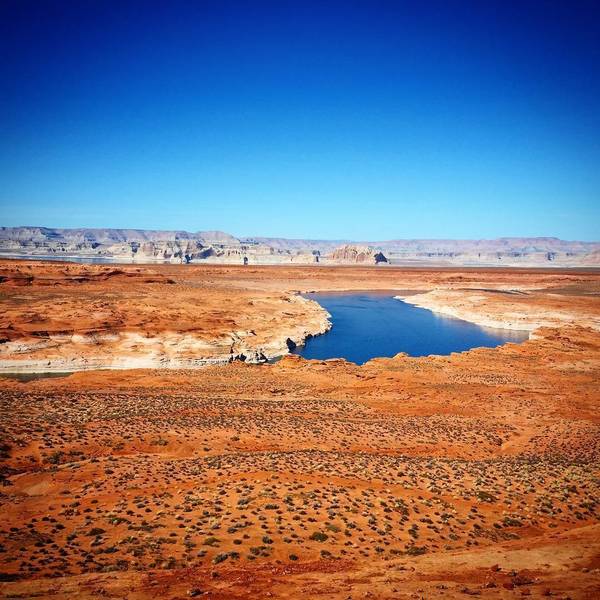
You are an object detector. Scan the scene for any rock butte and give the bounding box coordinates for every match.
[2,227,600,267]
[0,259,599,599]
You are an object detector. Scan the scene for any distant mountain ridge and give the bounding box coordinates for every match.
[0,227,238,244]
[0,227,598,266]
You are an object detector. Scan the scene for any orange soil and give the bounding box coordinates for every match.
[1,260,599,370]
[0,261,599,599]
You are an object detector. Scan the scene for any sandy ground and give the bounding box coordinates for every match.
[0,261,599,599]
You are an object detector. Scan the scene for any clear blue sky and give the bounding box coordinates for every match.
[1,0,599,240]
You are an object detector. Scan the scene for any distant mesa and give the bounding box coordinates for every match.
[329,244,388,264]
[0,227,598,267]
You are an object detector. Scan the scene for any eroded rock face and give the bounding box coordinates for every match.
[0,228,323,265]
[3,260,598,372]
[0,261,332,371]
[1,228,599,266]
[329,244,388,264]
[0,227,242,263]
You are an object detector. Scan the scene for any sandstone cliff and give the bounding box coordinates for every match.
[0,227,598,266]
[329,245,388,264]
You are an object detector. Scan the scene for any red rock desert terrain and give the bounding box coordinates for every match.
[0,260,599,599]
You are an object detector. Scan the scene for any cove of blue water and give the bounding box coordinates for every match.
[294,292,529,364]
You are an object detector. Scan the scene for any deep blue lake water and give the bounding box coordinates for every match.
[294,292,529,364]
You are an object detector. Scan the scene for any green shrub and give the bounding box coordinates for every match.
[476,491,497,503]
[405,545,427,556]
[203,536,219,546]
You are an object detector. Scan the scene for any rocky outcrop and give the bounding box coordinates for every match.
[396,289,600,332]
[0,261,332,372]
[329,245,388,264]
[0,227,318,265]
[0,228,598,266]
[0,227,242,263]
[250,236,600,266]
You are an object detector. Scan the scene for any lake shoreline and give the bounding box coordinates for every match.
[294,291,530,364]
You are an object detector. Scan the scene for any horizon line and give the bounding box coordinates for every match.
[1,225,598,244]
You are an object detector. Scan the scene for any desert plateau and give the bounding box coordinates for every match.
[2,3,600,598]
[0,260,599,599]
[1,228,598,268]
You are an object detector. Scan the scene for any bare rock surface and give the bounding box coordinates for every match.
[1,227,598,266]
[328,244,388,264]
